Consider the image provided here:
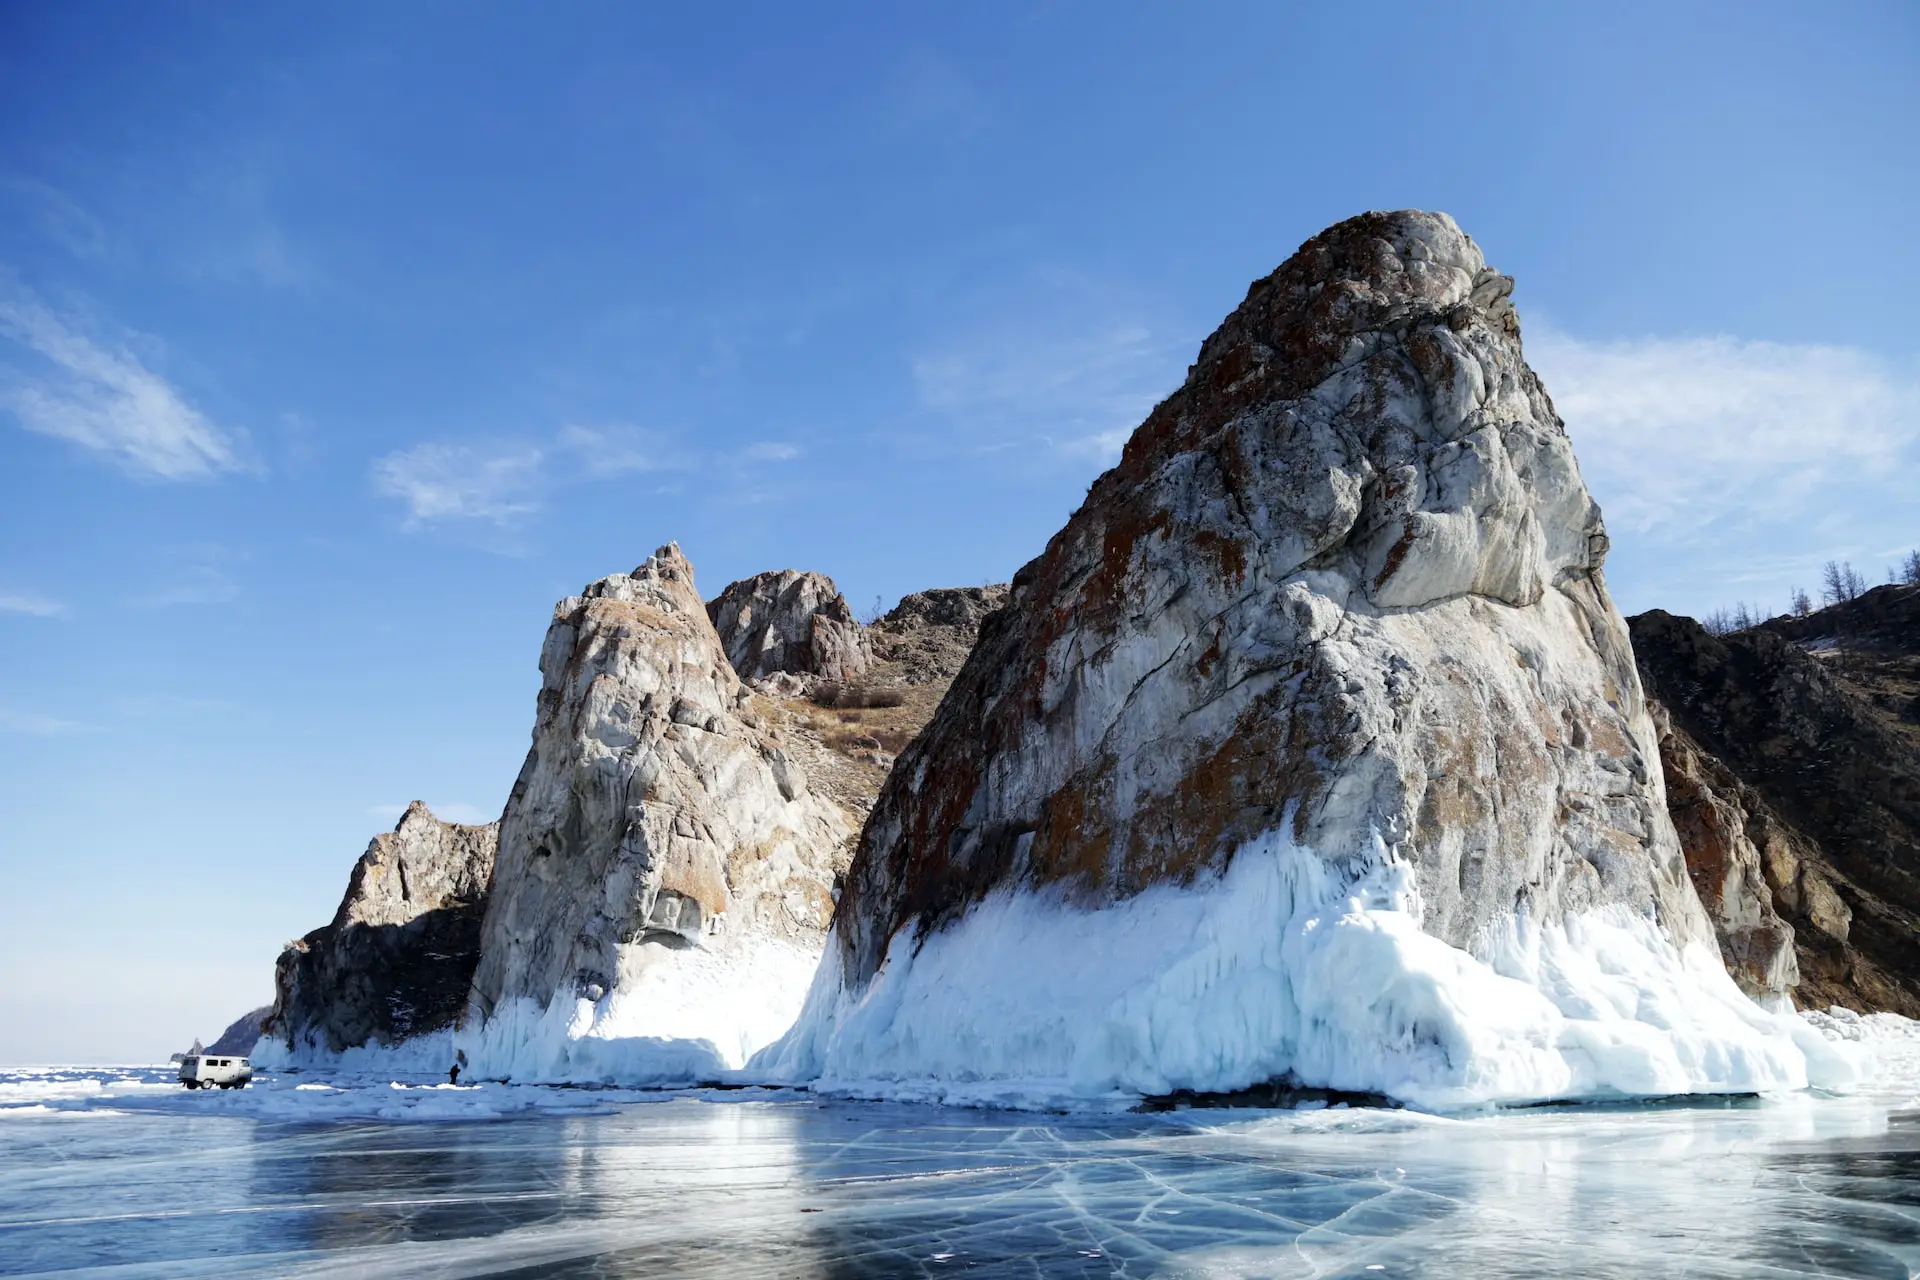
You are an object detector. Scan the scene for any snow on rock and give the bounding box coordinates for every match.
[461,933,824,1083]
[706,568,873,684]
[459,545,860,1080]
[761,829,1854,1110]
[760,210,1859,1109]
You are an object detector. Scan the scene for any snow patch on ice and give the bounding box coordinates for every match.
[0,1065,699,1122]
[755,829,1862,1110]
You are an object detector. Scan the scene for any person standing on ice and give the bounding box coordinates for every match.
[448,1063,460,1085]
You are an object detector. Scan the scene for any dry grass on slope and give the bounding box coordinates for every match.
[749,670,953,823]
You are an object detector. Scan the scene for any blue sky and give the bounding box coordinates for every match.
[2,2,1916,1062]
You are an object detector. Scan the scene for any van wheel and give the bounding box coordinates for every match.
[186,1081,200,1090]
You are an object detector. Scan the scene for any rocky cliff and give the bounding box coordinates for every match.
[462,545,861,1078]
[762,210,1846,1107]
[707,569,872,684]
[264,802,498,1054]
[207,1005,272,1056]
[1647,705,1803,1004]
[1633,594,1920,1017]
[247,550,1003,1074]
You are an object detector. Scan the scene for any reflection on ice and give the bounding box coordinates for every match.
[6,1043,1920,1277]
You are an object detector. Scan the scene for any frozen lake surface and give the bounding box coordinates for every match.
[8,1041,1920,1278]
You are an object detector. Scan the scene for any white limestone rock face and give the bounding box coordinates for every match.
[763,211,1853,1107]
[707,569,874,684]
[464,545,859,1079]
[265,802,498,1055]
[330,801,497,928]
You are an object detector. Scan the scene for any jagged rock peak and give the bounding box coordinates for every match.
[832,207,1649,985]
[265,802,498,1054]
[880,585,1009,631]
[581,542,707,617]
[331,800,497,931]
[755,211,1843,1108]
[869,585,1011,686]
[708,568,873,684]
[467,543,857,1038]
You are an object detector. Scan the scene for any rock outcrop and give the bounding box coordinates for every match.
[755,582,1013,833]
[1647,704,1801,1004]
[707,570,873,684]
[207,1006,272,1056]
[463,545,859,1075]
[868,585,1010,686]
[764,210,1843,1107]
[1632,599,1920,1017]
[265,802,498,1054]
[836,209,1694,981]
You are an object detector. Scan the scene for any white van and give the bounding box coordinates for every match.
[179,1054,252,1090]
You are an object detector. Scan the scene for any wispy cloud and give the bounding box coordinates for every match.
[0,707,87,735]
[558,424,689,478]
[173,150,322,292]
[372,442,544,527]
[737,441,801,463]
[137,565,240,609]
[1528,327,1920,615]
[877,50,995,141]
[0,275,245,480]
[377,424,804,533]
[1530,329,1919,536]
[210,223,315,292]
[909,269,1188,466]
[914,322,1180,463]
[0,592,66,618]
[110,693,234,718]
[0,177,114,261]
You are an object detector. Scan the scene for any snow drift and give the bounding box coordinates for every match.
[757,829,1857,1110]
[253,932,822,1084]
